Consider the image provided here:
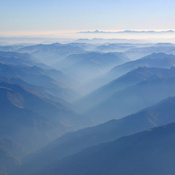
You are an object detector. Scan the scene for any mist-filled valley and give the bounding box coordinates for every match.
[1,41,175,175]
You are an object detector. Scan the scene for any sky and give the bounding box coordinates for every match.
[1,0,175,38]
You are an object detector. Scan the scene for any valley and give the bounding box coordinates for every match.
[0,41,175,175]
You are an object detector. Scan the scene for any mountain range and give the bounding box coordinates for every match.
[17,43,85,66]
[73,66,175,113]
[85,74,175,124]
[55,52,129,85]
[0,82,87,150]
[1,42,175,175]
[79,30,175,33]
[32,121,175,175]
[0,61,80,102]
[12,95,175,175]
[86,52,175,92]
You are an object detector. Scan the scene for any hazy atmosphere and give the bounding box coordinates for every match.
[1,1,175,175]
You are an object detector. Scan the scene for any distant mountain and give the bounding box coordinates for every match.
[88,53,175,91]
[79,29,175,34]
[0,45,24,52]
[76,38,147,44]
[12,96,175,175]
[95,43,175,55]
[125,44,175,60]
[85,73,175,124]
[54,52,128,69]
[0,51,53,69]
[95,43,138,52]
[32,121,175,175]
[107,52,175,80]
[0,76,70,107]
[56,52,128,84]
[17,43,85,65]
[73,66,175,113]
[0,51,36,66]
[0,63,80,102]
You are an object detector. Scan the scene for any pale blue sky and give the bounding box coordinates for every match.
[1,0,175,36]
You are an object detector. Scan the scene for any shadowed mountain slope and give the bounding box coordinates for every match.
[0,82,85,131]
[12,96,175,175]
[0,138,28,175]
[32,121,175,175]
[0,82,89,152]
[0,85,60,151]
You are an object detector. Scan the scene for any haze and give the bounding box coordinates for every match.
[1,0,175,39]
[2,1,175,175]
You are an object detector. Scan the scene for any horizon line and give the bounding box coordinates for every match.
[78,30,175,34]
